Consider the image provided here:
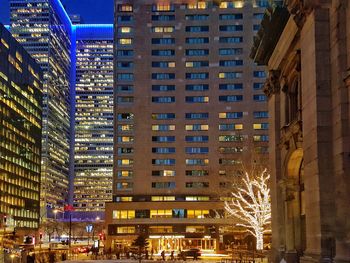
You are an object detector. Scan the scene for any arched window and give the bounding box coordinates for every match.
[285,77,300,124]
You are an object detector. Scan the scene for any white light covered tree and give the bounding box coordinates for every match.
[224,168,271,250]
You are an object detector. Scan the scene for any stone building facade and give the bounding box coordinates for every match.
[251,1,350,263]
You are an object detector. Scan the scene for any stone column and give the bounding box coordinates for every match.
[300,7,335,263]
[265,73,284,263]
[329,1,350,262]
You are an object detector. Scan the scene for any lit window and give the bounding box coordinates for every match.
[253,123,269,130]
[151,124,175,131]
[219,1,244,8]
[15,51,22,63]
[117,226,135,233]
[117,182,133,190]
[118,136,134,142]
[154,3,173,11]
[118,4,133,12]
[152,27,174,33]
[119,27,132,33]
[253,135,269,142]
[118,38,132,45]
[186,159,209,165]
[187,1,207,9]
[115,196,133,202]
[218,112,243,119]
[185,124,209,131]
[117,171,133,177]
[1,38,9,49]
[113,210,135,219]
[187,209,210,218]
[218,72,242,79]
[151,196,176,201]
[150,210,172,218]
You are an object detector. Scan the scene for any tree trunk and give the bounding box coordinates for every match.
[256,231,264,250]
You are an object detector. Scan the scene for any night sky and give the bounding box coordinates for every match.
[0,0,114,25]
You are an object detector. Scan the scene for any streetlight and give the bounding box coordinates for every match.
[53,209,58,220]
[92,217,100,243]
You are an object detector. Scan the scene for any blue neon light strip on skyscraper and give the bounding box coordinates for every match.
[75,24,114,40]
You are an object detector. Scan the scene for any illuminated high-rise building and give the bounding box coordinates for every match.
[9,0,74,218]
[73,24,114,220]
[0,23,43,231]
[106,0,272,251]
[9,0,115,220]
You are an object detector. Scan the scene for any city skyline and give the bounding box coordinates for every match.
[1,0,350,262]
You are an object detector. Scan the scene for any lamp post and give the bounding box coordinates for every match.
[92,217,100,244]
[86,224,93,246]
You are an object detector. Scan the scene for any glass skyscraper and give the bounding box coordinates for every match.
[73,24,114,220]
[0,23,43,232]
[10,0,74,218]
[9,0,114,221]
[106,0,270,252]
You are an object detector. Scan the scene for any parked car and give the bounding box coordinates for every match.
[182,248,201,258]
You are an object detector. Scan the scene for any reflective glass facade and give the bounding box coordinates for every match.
[73,25,114,219]
[10,0,73,217]
[0,24,43,229]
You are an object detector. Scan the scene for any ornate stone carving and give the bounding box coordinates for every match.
[284,0,311,28]
[264,70,281,98]
[280,119,303,151]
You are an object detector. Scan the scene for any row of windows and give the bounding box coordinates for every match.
[118,177,276,191]
[118,112,268,120]
[112,209,214,219]
[149,158,211,165]
[117,1,270,12]
[117,83,262,92]
[149,95,266,103]
[117,131,268,145]
[113,195,212,202]
[117,13,263,24]
[117,164,270,181]
[150,125,248,133]
[116,48,244,56]
[118,132,267,144]
[118,112,267,120]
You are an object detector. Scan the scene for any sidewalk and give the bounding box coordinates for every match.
[57,259,268,263]
[57,261,224,263]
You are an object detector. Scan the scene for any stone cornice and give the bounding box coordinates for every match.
[267,16,299,70]
[250,6,290,65]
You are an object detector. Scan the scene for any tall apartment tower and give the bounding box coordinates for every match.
[9,0,74,218]
[106,0,270,251]
[73,24,114,220]
[0,23,42,234]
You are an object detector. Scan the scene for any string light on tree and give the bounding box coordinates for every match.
[224,168,271,250]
